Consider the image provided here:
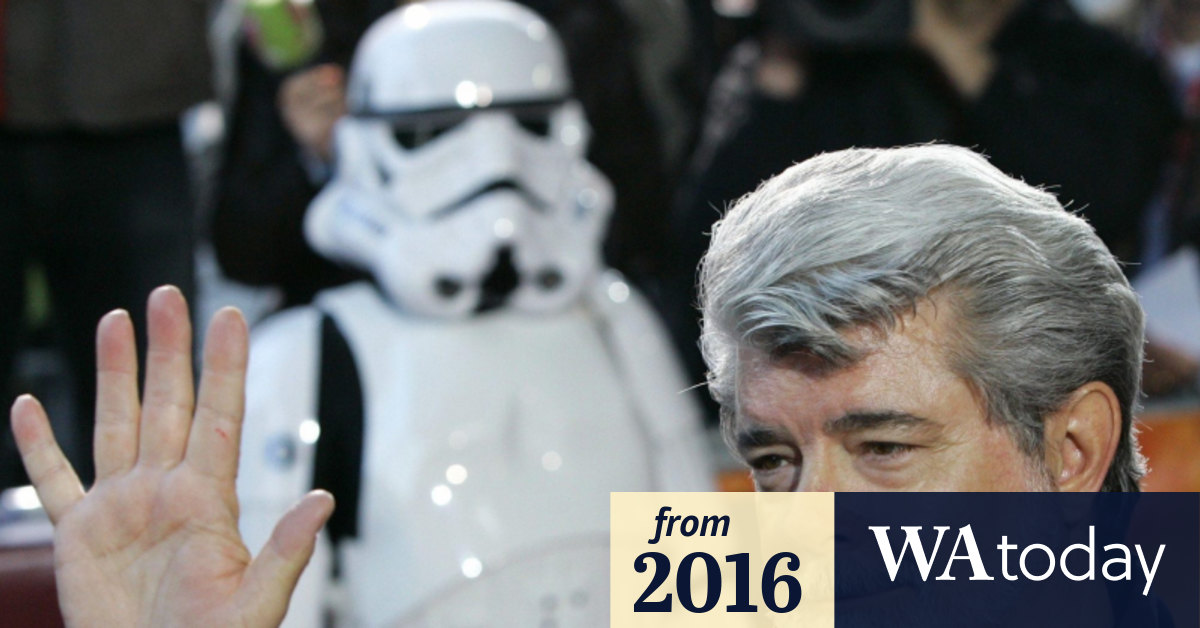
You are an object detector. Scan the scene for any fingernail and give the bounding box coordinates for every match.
[150,285,174,304]
[102,308,130,322]
[11,394,37,412]
[313,488,336,509]
[149,285,187,310]
[213,306,248,332]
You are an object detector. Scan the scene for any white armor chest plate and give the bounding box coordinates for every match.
[327,284,651,625]
[238,281,709,627]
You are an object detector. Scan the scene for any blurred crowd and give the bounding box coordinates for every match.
[3,0,1200,492]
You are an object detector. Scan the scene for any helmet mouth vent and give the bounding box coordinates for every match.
[475,246,520,313]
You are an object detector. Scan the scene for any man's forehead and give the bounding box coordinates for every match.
[737,296,958,377]
[731,296,973,433]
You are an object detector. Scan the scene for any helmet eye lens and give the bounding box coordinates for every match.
[392,119,462,150]
[382,103,558,150]
[516,114,551,138]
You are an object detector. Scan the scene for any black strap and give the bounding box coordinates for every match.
[312,313,365,549]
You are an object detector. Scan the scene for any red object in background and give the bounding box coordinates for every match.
[718,468,754,492]
[1138,409,1200,492]
[0,542,63,627]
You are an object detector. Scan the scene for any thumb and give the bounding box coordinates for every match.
[238,490,335,626]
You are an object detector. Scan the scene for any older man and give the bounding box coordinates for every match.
[701,144,1142,493]
[9,144,1145,625]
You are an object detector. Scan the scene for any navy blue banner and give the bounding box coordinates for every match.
[834,493,1199,627]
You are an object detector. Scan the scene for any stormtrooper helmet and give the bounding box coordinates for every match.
[305,0,614,317]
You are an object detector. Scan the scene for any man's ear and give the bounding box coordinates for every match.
[1042,382,1121,492]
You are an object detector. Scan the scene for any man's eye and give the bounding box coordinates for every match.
[860,442,915,457]
[746,453,797,492]
[749,454,790,472]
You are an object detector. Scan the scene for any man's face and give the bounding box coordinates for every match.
[731,300,1054,492]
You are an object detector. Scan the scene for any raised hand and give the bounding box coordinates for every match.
[279,63,347,162]
[10,286,334,627]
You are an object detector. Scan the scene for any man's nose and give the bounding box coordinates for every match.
[794,451,841,492]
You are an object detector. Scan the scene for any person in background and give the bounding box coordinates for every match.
[1144,0,1200,259]
[235,3,712,624]
[1111,0,1200,395]
[213,0,674,308]
[667,0,1178,418]
[0,0,211,489]
[212,0,385,309]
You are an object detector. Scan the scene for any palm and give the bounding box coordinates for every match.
[10,287,332,627]
[53,470,243,625]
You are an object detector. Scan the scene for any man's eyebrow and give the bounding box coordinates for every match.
[823,411,935,435]
[733,424,793,452]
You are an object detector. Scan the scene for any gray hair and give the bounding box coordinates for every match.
[699,144,1145,492]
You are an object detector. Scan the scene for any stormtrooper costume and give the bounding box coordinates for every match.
[236,3,713,626]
